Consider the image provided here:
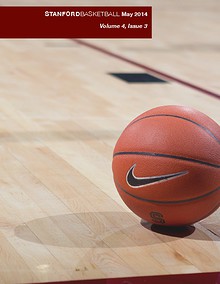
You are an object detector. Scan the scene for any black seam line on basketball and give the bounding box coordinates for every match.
[113,152,220,169]
[128,114,220,144]
[116,182,220,204]
[126,164,188,188]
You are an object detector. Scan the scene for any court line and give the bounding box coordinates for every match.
[72,39,220,100]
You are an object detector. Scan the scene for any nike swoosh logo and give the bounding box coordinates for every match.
[126,164,188,188]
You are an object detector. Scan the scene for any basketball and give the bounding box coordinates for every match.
[112,105,220,226]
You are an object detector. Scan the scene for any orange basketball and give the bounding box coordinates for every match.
[112,105,220,226]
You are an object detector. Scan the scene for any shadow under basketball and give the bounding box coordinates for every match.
[141,219,195,238]
[14,212,218,248]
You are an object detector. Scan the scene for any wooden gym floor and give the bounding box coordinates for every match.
[0,0,219,283]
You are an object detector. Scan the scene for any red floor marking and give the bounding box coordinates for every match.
[33,272,220,284]
[72,39,220,100]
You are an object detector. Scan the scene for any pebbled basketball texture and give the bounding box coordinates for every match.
[112,105,220,226]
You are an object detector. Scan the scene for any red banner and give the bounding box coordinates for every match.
[0,6,152,38]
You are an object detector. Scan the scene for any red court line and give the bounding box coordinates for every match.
[72,39,220,100]
[33,272,220,284]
